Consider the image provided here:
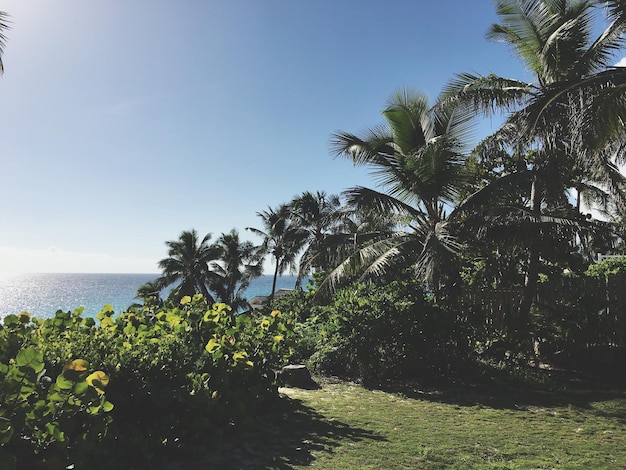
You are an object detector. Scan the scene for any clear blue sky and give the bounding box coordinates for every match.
[0,1,548,273]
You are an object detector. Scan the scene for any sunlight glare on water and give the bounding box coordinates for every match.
[0,273,301,320]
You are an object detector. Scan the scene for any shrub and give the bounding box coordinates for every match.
[0,314,112,469]
[0,296,295,468]
[274,276,469,383]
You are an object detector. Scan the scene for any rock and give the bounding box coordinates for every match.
[277,364,320,390]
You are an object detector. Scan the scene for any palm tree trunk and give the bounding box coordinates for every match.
[270,256,280,301]
[517,174,541,339]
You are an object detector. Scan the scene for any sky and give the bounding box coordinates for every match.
[0,0,600,273]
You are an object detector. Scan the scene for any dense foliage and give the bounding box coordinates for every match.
[272,273,471,383]
[4,1,626,466]
[0,298,295,469]
[585,255,626,277]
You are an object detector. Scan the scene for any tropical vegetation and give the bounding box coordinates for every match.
[3,0,626,468]
[1,299,295,468]
[247,204,307,299]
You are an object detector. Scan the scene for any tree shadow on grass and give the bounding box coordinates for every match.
[176,394,386,470]
[368,369,626,422]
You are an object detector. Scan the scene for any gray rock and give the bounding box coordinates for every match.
[277,364,320,390]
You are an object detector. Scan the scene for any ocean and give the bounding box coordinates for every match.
[0,273,302,320]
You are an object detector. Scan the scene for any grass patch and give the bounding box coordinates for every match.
[182,376,626,469]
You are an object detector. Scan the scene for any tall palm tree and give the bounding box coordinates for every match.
[156,229,219,303]
[327,88,475,295]
[439,0,626,329]
[247,204,306,300]
[208,229,264,311]
[288,191,343,284]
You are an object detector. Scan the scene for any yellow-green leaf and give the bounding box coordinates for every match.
[205,338,221,354]
[86,371,110,393]
[233,351,248,361]
[63,359,89,373]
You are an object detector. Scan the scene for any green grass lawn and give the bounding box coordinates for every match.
[188,375,626,469]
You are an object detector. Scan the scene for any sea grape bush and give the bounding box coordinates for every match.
[0,296,295,468]
[0,313,112,470]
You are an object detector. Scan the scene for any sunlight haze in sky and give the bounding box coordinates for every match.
[0,0,609,273]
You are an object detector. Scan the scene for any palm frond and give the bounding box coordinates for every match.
[0,12,10,74]
[342,186,428,220]
[439,72,535,116]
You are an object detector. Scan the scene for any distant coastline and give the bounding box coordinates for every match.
[0,273,300,320]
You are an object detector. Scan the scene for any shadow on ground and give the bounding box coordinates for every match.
[369,368,626,423]
[174,394,386,469]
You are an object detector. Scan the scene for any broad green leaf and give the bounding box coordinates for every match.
[55,310,71,320]
[72,306,85,316]
[123,324,136,336]
[45,422,56,436]
[102,400,114,412]
[48,392,64,402]
[55,373,74,390]
[73,380,89,396]
[16,348,44,373]
[2,314,18,327]
[101,304,114,314]
[96,305,114,321]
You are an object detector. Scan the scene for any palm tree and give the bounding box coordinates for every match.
[0,12,9,74]
[135,280,165,308]
[327,88,475,295]
[439,0,626,330]
[155,229,219,303]
[208,229,264,310]
[288,191,343,285]
[247,204,306,300]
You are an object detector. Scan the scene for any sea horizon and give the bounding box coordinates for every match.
[0,272,303,320]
